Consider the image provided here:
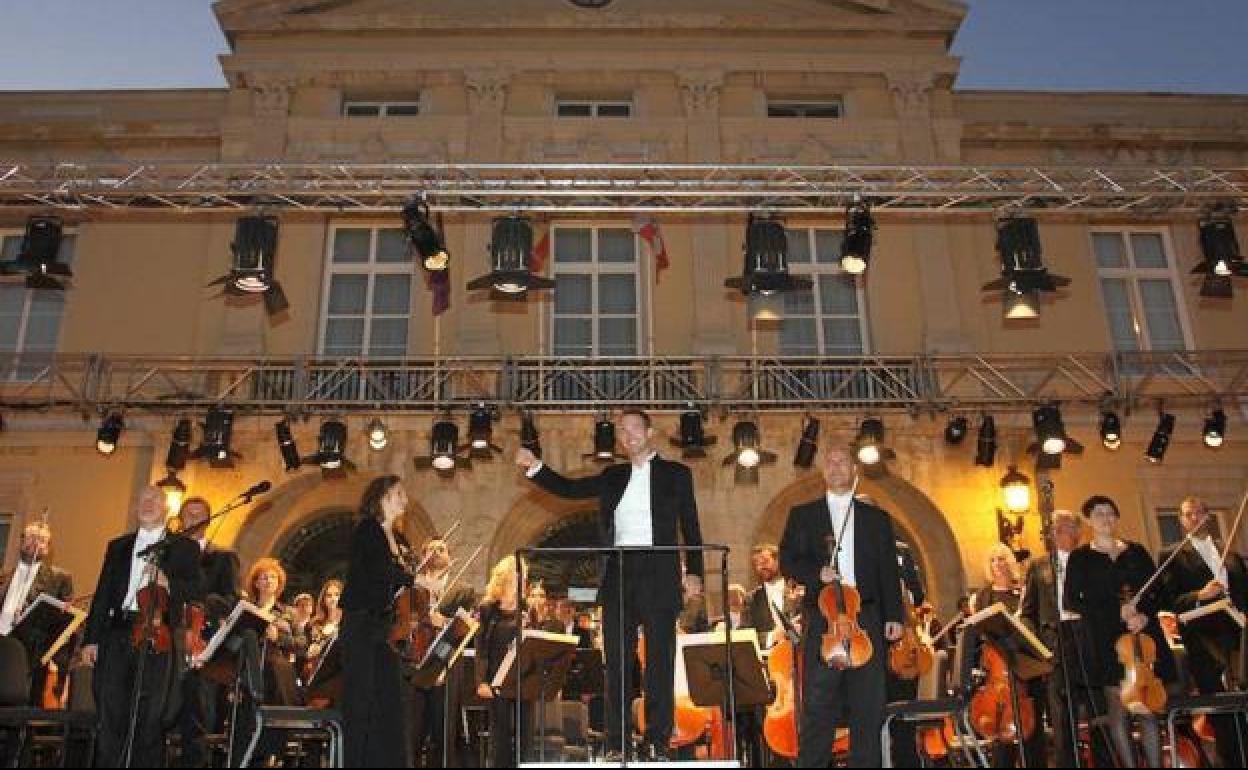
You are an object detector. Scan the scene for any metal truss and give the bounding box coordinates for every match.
[3,350,1245,415]
[1,162,1245,213]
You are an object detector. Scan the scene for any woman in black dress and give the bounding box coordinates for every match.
[340,475,415,768]
[1064,495,1175,767]
[475,554,529,768]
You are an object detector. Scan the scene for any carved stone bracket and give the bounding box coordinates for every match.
[465,68,511,115]
[245,72,300,120]
[886,70,935,120]
[678,69,724,119]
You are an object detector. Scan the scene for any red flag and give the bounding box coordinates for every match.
[634,216,669,283]
[426,268,450,316]
[531,221,551,275]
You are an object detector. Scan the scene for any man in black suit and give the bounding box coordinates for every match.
[746,543,801,649]
[780,445,903,768]
[0,519,74,705]
[1161,496,1248,767]
[81,486,203,768]
[175,497,240,768]
[517,408,704,761]
[885,540,926,769]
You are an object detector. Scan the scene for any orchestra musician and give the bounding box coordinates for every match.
[80,485,203,768]
[516,408,705,762]
[1160,496,1248,767]
[0,517,74,705]
[474,555,529,768]
[780,445,904,768]
[174,498,240,769]
[1064,494,1176,768]
[970,542,1046,768]
[405,537,476,768]
[340,475,416,768]
[885,539,928,770]
[305,579,343,667]
[747,543,800,649]
[243,558,301,706]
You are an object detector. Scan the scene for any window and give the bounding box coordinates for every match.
[551,226,641,357]
[1093,230,1191,352]
[319,226,415,358]
[779,228,868,355]
[555,99,633,118]
[0,513,10,570]
[767,99,843,119]
[1156,507,1227,549]
[342,100,421,117]
[0,229,76,380]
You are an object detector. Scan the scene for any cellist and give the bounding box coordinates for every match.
[1064,495,1176,767]
[80,485,203,768]
[779,445,904,768]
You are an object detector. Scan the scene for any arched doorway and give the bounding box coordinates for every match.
[751,471,965,616]
[276,509,354,602]
[527,511,601,597]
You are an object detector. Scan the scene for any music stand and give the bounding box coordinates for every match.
[304,635,342,703]
[681,630,770,710]
[965,602,1054,768]
[492,631,578,764]
[11,593,86,667]
[562,648,605,701]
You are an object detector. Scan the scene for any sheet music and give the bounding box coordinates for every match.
[489,629,578,690]
[13,593,86,666]
[191,600,273,667]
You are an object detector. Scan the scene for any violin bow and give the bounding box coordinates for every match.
[1216,487,1248,571]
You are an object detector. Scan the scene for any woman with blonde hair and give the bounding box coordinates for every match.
[475,554,531,767]
[971,542,1023,613]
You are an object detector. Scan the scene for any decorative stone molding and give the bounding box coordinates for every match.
[886,70,935,120]
[678,69,724,119]
[245,72,300,119]
[465,68,511,115]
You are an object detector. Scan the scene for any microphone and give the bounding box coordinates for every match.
[241,480,272,501]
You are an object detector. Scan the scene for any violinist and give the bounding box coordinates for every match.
[779,445,904,768]
[0,518,74,707]
[1160,496,1248,766]
[970,543,1046,768]
[405,537,476,768]
[174,497,240,769]
[1064,495,1175,768]
[306,580,343,663]
[340,475,416,768]
[81,485,203,768]
[885,539,929,769]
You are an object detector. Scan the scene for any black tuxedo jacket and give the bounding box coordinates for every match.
[1020,557,1062,649]
[199,545,241,622]
[0,561,74,613]
[779,495,904,640]
[530,454,703,613]
[1160,539,1248,669]
[83,531,203,647]
[747,583,800,638]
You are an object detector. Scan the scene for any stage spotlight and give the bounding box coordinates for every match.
[974,415,998,467]
[793,416,820,469]
[315,419,347,470]
[725,214,812,296]
[195,407,236,466]
[944,416,969,446]
[96,413,124,455]
[1032,404,1068,456]
[671,406,717,459]
[166,419,192,471]
[430,419,461,471]
[276,419,302,472]
[589,418,617,462]
[854,417,895,466]
[1203,409,1227,449]
[724,420,777,470]
[209,215,289,315]
[1146,413,1176,464]
[466,216,555,298]
[1191,210,1245,298]
[402,198,449,272]
[0,215,71,290]
[468,404,502,458]
[367,418,388,451]
[840,200,875,276]
[1100,411,1123,451]
[983,216,1070,320]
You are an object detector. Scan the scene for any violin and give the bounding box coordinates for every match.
[1116,629,1167,716]
[969,641,1035,743]
[888,589,934,680]
[818,533,872,669]
[132,578,172,654]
